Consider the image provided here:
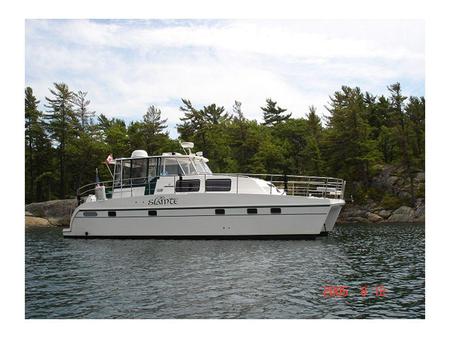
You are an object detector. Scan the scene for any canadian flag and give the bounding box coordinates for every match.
[106,154,114,164]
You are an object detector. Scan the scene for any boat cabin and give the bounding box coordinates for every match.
[111,150,217,197]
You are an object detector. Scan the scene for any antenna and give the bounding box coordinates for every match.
[179,141,194,155]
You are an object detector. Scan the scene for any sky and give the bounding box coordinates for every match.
[25,19,424,138]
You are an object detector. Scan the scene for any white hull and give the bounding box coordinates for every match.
[63,194,344,239]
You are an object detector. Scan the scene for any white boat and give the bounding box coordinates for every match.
[63,143,345,239]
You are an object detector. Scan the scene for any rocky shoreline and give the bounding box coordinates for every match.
[336,199,425,224]
[25,199,77,227]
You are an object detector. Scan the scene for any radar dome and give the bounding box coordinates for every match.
[131,150,148,158]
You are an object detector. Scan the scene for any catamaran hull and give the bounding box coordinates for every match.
[63,194,344,239]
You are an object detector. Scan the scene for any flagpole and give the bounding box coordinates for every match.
[104,162,114,179]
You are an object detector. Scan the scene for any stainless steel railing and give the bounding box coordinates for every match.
[76,173,345,204]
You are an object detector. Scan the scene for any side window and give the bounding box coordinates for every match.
[148,158,157,177]
[113,161,122,187]
[175,179,200,192]
[205,179,231,192]
[131,158,147,185]
[162,158,181,176]
[122,160,131,186]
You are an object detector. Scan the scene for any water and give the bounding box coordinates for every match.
[25,223,425,319]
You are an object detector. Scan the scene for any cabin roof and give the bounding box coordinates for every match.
[115,153,209,162]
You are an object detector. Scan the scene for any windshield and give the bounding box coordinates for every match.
[177,158,197,175]
[193,158,212,174]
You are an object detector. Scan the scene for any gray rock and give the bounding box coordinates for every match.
[25,199,77,226]
[366,212,383,223]
[415,172,425,182]
[25,216,51,227]
[25,211,33,216]
[414,203,425,221]
[344,216,370,223]
[387,206,415,222]
[378,210,392,218]
[387,176,400,187]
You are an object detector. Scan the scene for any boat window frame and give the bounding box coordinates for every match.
[205,178,232,192]
[130,157,148,186]
[113,160,122,188]
[175,179,201,192]
[192,158,212,174]
[161,157,185,176]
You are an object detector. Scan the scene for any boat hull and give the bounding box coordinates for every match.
[63,194,344,239]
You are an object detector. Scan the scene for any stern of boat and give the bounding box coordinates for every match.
[320,199,345,235]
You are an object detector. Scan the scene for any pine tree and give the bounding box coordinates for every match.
[232,100,244,122]
[25,87,47,202]
[388,82,416,206]
[405,96,425,168]
[261,98,291,126]
[44,83,77,198]
[72,91,95,130]
[324,86,380,199]
[304,106,324,175]
[131,105,169,155]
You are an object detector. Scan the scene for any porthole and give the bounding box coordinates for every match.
[83,211,97,217]
[271,208,281,214]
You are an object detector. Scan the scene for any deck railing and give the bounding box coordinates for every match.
[76,173,345,204]
[219,173,345,199]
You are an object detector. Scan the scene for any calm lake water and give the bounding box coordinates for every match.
[25,223,425,319]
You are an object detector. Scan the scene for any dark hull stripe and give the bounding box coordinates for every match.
[77,212,328,219]
[78,204,332,212]
[64,234,318,240]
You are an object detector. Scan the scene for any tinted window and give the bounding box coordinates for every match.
[205,179,231,192]
[122,160,131,185]
[215,209,225,215]
[113,161,122,187]
[148,158,157,177]
[175,179,200,192]
[131,158,147,185]
[83,211,97,217]
[162,158,182,176]
[247,208,257,214]
[108,211,116,217]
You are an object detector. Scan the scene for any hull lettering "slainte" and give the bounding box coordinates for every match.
[148,196,178,206]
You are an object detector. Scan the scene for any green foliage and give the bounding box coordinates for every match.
[25,82,425,206]
[367,187,385,202]
[261,98,292,126]
[381,194,405,210]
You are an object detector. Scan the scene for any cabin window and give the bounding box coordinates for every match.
[162,158,182,176]
[247,208,258,214]
[148,210,157,216]
[113,161,122,187]
[178,158,197,175]
[108,211,116,217]
[206,179,231,192]
[175,179,200,192]
[148,158,157,177]
[193,158,212,174]
[122,160,131,186]
[131,158,147,185]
